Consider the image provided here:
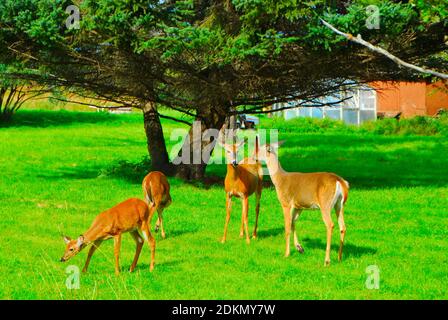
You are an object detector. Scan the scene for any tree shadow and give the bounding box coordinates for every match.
[302,237,377,258]
[0,110,135,128]
[36,166,104,180]
[167,228,199,238]
[256,227,284,238]
[30,130,447,191]
[128,259,182,272]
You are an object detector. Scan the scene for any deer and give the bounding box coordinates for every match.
[60,198,156,274]
[258,141,349,266]
[142,171,172,239]
[220,135,263,244]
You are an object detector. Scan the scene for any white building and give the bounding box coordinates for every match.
[272,86,377,125]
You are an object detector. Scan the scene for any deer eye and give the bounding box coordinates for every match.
[70,248,74,252]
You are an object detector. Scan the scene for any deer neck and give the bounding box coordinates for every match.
[265,153,286,185]
[226,164,239,181]
[82,222,107,244]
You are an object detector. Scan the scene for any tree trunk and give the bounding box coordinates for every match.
[173,110,226,181]
[142,102,174,175]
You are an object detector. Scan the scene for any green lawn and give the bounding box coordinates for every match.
[0,110,447,299]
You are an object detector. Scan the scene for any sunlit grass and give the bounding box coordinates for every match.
[0,110,447,299]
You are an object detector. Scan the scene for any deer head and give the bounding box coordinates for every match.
[60,235,86,262]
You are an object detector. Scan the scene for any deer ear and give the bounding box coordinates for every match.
[63,236,71,244]
[271,140,285,149]
[76,235,84,247]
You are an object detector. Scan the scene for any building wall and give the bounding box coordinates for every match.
[426,82,448,115]
[373,81,400,114]
[372,81,426,117]
[372,81,448,117]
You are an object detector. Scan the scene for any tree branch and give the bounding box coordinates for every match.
[320,18,448,80]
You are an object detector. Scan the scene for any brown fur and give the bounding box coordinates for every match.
[222,137,263,244]
[142,171,172,239]
[260,142,349,265]
[60,198,156,274]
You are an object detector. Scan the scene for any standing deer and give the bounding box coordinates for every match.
[258,141,349,266]
[221,136,263,244]
[142,171,172,239]
[60,198,156,274]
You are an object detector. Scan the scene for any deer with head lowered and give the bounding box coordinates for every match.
[60,198,156,274]
[142,171,172,239]
[220,135,263,244]
[258,141,349,266]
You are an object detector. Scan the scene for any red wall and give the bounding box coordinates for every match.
[426,82,448,115]
[371,81,448,117]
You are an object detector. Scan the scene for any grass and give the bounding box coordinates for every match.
[0,110,447,300]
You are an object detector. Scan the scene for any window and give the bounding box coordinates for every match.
[279,85,377,125]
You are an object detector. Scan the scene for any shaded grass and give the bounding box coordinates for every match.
[0,110,447,299]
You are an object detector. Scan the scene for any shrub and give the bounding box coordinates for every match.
[265,114,448,136]
[99,157,152,184]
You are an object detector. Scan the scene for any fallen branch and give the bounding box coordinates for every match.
[320,18,448,80]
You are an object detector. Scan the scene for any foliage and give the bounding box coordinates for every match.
[264,113,448,136]
[1,0,447,178]
[1,0,447,114]
[0,64,48,122]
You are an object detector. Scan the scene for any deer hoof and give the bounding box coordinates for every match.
[296,244,304,254]
[324,260,331,267]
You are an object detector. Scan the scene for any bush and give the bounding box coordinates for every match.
[360,115,447,136]
[265,114,448,136]
[265,116,356,134]
[99,157,152,184]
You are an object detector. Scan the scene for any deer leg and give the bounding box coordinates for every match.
[242,196,250,244]
[151,205,160,233]
[114,234,122,275]
[291,208,304,254]
[129,230,143,272]
[253,190,261,239]
[321,209,334,266]
[282,205,292,257]
[335,201,346,262]
[157,208,166,239]
[82,240,102,273]
[221,194,232,243]
[141,221,156,272]
[239,211,244,238]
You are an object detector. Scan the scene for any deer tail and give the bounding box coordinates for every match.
[339,178,349,204]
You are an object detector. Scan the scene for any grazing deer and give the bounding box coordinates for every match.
[142,171,172,239]
[60,198,156,274]
[221,136,263,244]
[258,141,349,266]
